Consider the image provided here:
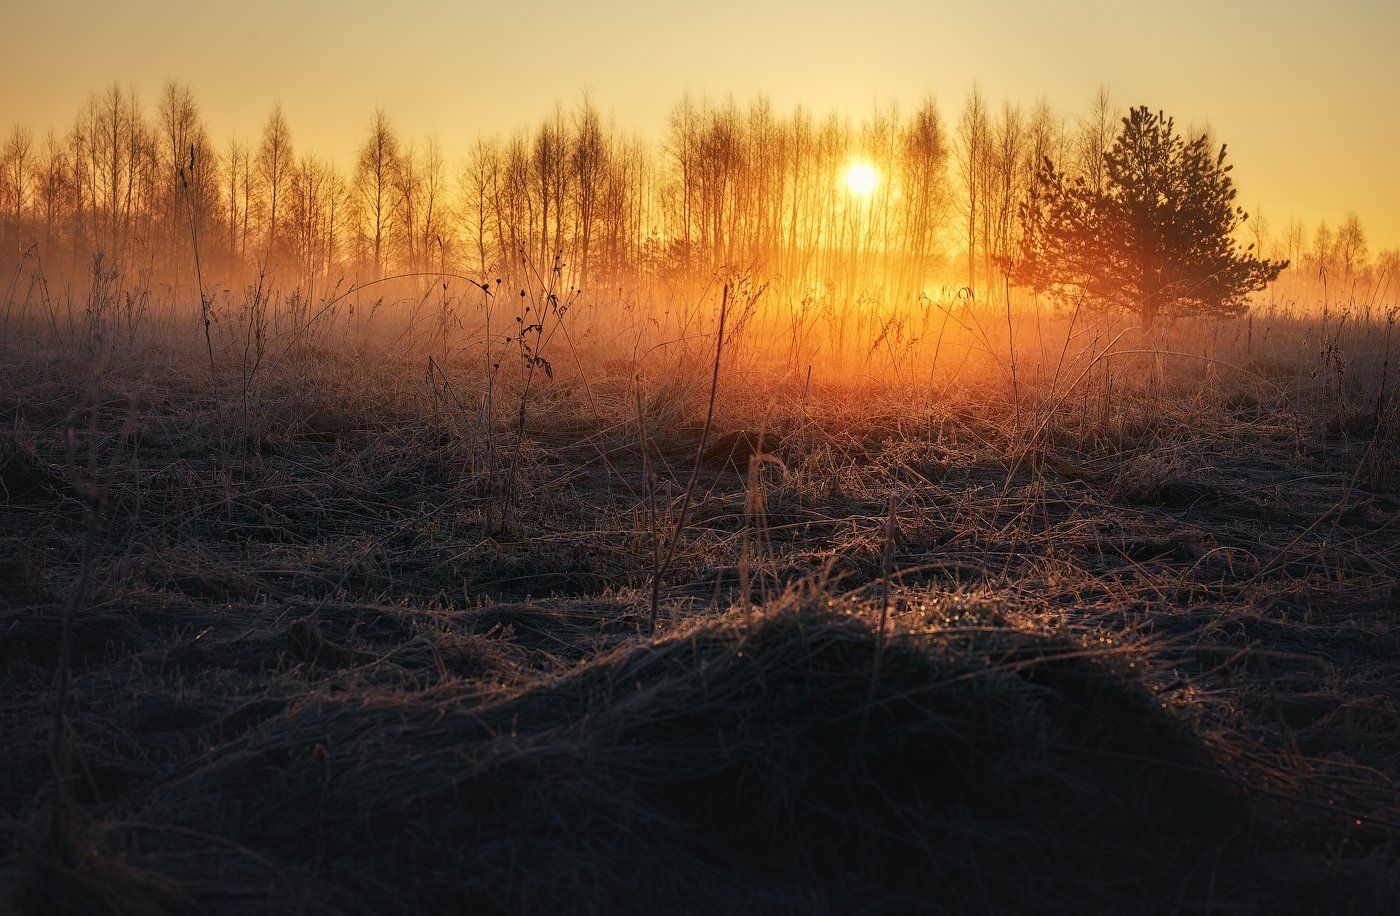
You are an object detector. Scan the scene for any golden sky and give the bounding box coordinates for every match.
[4,0,1398,248]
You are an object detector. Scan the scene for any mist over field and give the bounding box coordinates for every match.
[2,3,1399,912]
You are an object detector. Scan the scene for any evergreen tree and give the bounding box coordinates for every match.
[1016,106,1286,327]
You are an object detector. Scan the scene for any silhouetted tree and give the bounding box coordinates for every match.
[571,96,606,290]
[256,104,293,261]
[1017,106,1285,328]
[0,126,33,248]
[1335,211,1368,283]
[956,87,989,298]
[396,137,445,275]
[158,81,219,284]
[899,97,951,292]
[354,108,400,278]
[224,135,252,265]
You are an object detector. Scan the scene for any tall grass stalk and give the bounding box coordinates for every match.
[649,283,729,635]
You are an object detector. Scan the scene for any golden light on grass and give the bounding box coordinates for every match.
[845,161,878,196]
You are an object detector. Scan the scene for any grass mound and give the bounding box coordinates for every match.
[12,599,1359,914]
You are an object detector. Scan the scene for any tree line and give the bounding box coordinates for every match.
[0,82,1392,313]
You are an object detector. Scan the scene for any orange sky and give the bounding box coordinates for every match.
[3,0,1398,249]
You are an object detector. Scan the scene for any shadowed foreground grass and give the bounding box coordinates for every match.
[6,598,1395,914]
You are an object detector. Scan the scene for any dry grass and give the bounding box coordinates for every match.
[1,282,1398,912]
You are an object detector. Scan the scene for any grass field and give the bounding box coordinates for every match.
[3,280,1399,911]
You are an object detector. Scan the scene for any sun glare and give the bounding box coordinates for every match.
[845,162,878,196]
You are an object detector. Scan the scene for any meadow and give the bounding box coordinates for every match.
[2,264,1398,911]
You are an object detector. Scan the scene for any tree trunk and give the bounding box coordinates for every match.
[1139,300,1158,331]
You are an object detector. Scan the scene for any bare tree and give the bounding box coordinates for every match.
[1336,212,1368,284]
[571,95,606,290]
[899,97,951,295]
[224,134,252,267]
[957,87,990,297]
[256,104,293,263]
[1074,87,1115,197]
[1,126,34,248]
[355,108,400,278]
[158,81,219,287]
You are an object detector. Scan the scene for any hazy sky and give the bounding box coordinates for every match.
[3,0,1398,247]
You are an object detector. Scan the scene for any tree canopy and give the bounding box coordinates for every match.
[1015,106,1286,327]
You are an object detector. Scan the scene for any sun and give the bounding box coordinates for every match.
[845,161,878,196]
